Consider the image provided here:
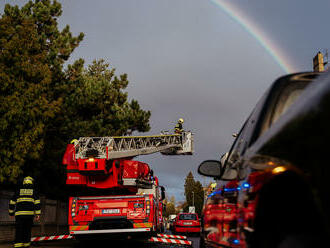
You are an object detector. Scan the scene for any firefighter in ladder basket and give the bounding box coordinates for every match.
[9,176,41,248]
[175,118,184,134]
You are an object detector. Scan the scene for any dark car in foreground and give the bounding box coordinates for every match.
[199,71,330,247]
[173,213,201,235]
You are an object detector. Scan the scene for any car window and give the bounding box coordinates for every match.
[224,94,267,171]
[251,73,319,144]
[222,73,318,180]
[259,81,310,137]
[179,214,197,220]
[272,88,304,123]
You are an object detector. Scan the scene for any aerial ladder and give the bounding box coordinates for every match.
[64,131,194,187]
[74,131,194,160]
[60,131,194,245]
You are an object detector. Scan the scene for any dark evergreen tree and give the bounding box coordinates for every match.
[183,172,204,216]
[0,1,151,197]
[192,180,204,216]
[184,171,195,207]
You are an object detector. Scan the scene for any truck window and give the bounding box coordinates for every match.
[179,214,197,220]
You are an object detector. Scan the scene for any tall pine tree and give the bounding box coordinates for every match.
[184,171,204,216]
[0,1,151,197]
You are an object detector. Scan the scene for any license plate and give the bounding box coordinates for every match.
[102,209,120,214]
[183,222,192,225]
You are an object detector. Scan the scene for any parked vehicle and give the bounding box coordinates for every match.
[201,181,240,247]
[63,146,166,238]
[62,132,193,239]
[199,71,330,247]
[173,213,201,235]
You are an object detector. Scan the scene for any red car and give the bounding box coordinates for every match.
[173,213,200,235]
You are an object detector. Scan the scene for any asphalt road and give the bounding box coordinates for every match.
[0,232,200,248]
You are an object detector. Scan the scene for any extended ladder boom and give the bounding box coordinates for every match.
[75,131,193,160]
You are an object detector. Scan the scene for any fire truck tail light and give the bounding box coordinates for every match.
[71,199,77,216]
[146,200,150,214]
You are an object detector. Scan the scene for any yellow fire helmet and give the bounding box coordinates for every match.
[178,118,184,124]
[210,182,217,189]
[70,139,79,145]
[23,176,34,185]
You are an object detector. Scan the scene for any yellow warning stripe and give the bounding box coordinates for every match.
[133,222,153,228]
[34,199,41,204]
[19,189,33,196]
[70,225,89,231]
[17,197,34,203]
[15,211,34,216]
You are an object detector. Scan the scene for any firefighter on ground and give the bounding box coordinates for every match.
[9,176,41,248]
[175,118,184,134]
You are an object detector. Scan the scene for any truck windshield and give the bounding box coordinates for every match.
[179,214,197,220]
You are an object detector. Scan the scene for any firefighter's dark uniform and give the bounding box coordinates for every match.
[175,122,183,134]
[9,177,41,248]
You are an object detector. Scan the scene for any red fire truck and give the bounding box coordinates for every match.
[62,133,193,238]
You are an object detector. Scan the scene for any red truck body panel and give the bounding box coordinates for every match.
[69,194,157,233]
[63,144,164,236]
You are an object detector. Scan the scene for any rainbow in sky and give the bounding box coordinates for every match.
[211,0,296,73]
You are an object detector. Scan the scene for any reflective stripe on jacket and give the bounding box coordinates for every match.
[9,185,41,216]
[175,123,183,132]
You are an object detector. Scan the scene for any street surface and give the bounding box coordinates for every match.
[0,231,200,248]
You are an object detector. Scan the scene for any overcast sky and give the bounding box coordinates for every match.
[2,0,330,202]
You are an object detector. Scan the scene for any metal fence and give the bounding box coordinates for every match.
[0,190,68,242]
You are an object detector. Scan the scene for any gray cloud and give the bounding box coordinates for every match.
[1,0,327,201]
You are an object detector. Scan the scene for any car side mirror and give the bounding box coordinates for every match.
[198,160,223,179]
